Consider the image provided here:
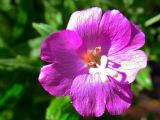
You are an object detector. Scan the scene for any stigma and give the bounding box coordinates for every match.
[89,55,118,82]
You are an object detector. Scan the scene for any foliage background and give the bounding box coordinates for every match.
[0,0,160,120]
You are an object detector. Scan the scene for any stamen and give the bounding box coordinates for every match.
[88,62,96,66]
[83,47,101,67]
[94,46,101,54]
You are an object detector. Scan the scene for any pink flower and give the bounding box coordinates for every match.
[39,7,147,117]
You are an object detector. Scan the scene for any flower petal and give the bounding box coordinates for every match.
[108,50,147,83]
[40,30,82,62]
[99,10,131,55]
[116,23,145,54]
[70,74,106,117]
[39,64,72,96]
[106,79,133,115]
[39,56,86,96]
[67,7,102,50]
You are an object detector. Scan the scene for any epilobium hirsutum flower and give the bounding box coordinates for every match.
[39,7,147,117]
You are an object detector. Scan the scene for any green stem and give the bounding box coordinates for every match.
[145,14,160,27]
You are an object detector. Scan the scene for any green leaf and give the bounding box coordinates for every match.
[12,9,28,39]
[123,0,134,6]
[0,0,12,11]
[0,109,13,120]
[0,84,24,107]
[131,83,143,94]
[136,67,153,91]
[32,23,54,36]
[0,37,5,48]
[64,0,76,12]
[28,37,44,59]
[0,56,34,71]
[46,97,79,120]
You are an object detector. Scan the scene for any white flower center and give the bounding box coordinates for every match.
[89,55,118,82]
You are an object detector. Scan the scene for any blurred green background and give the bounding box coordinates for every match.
[0,0,160,120]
